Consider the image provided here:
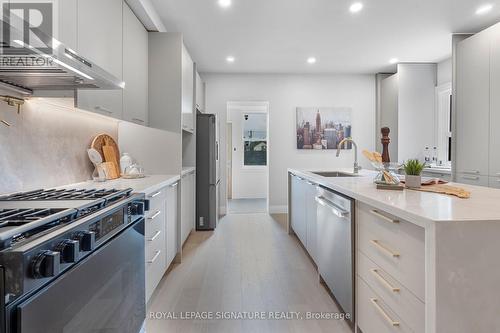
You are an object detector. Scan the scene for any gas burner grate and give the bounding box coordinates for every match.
[0,188,133,206]
[0,208,78,249]
[0,208,73,225]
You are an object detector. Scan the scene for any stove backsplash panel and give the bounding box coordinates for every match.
[0,98,118,194]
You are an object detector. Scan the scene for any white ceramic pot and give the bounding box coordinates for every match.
[405,175,422,188]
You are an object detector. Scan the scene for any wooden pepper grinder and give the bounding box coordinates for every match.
[381,127,391,163]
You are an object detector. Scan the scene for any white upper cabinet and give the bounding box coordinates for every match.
[76,0,123,119]
[195,71,205,112]
[122,3,148,125]
[456,30,490,176]
[490,24,500,177]
[182,45,195,133]
[57,0,77,50]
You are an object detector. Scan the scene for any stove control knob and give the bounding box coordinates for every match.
[55,239,80,263]
[74,231,95,252]
[32,250,60,278]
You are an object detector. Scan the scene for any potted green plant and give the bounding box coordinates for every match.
[403,159,425,188]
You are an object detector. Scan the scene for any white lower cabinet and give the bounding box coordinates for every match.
[181,170,196,246]
[357,276,413,333]
[290,175,307,245]
[289,173,318,263]
[145,187,167,302]
[166,182,179,267]
[305,181,318,263]
[145,182,179,302]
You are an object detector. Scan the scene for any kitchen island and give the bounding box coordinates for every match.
[288,168,500,333]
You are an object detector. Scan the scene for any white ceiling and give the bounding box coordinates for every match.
[150,0,500,74]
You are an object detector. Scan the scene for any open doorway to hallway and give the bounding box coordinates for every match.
[226,102,269,214]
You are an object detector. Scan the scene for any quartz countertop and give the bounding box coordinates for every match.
[62,174,180,195]
[289,168,500,226]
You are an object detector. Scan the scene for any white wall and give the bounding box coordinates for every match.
[397,63,437,162]
[227,105,267,199]
[204,74,376,213]
[118,121,182,175]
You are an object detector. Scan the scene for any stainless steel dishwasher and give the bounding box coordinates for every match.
[316,186,355,325]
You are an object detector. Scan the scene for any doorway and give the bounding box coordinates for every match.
[226,102,269,214]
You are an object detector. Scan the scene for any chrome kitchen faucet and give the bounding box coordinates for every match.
[336,137,361,174]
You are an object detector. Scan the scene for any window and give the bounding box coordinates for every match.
[243,113,267,166]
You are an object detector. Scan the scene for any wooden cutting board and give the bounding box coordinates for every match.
[411,184,471,199]
[91,134,120,179]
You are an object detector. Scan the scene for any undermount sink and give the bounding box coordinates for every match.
[311,171,359,177]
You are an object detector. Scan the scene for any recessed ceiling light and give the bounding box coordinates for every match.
[389,58,399,64]
[349,2,363,13]
[226,56,235,63]
[476,4,493,15]
[307,57,317,64]
[218,0,231,8]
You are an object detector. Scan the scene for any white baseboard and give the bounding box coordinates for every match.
[269,205,287,214]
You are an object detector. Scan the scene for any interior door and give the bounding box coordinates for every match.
[227,122,233,199]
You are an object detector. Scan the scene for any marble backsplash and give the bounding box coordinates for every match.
[0,98,118,194]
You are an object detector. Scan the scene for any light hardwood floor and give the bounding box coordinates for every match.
[146,213,352,333]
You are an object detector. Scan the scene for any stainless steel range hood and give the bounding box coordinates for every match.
[0,15,124,96]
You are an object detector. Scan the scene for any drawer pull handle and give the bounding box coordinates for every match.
[147,250,161,263]
[148,211,161,220]
[370,298,400,327]
[148,191,162,198]
[370,269,400,292]
[94,106,112,114]
[147,230,162,242]
[462,175,479,180]
[463,170,479,175]
[370,240,400,258]
[315,196,349,218]
[370,210,399,223]
[132,118,145,123]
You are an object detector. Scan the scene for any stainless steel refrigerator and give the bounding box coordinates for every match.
[196,113,220,230]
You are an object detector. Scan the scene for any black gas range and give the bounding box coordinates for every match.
[0,188,148,333]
